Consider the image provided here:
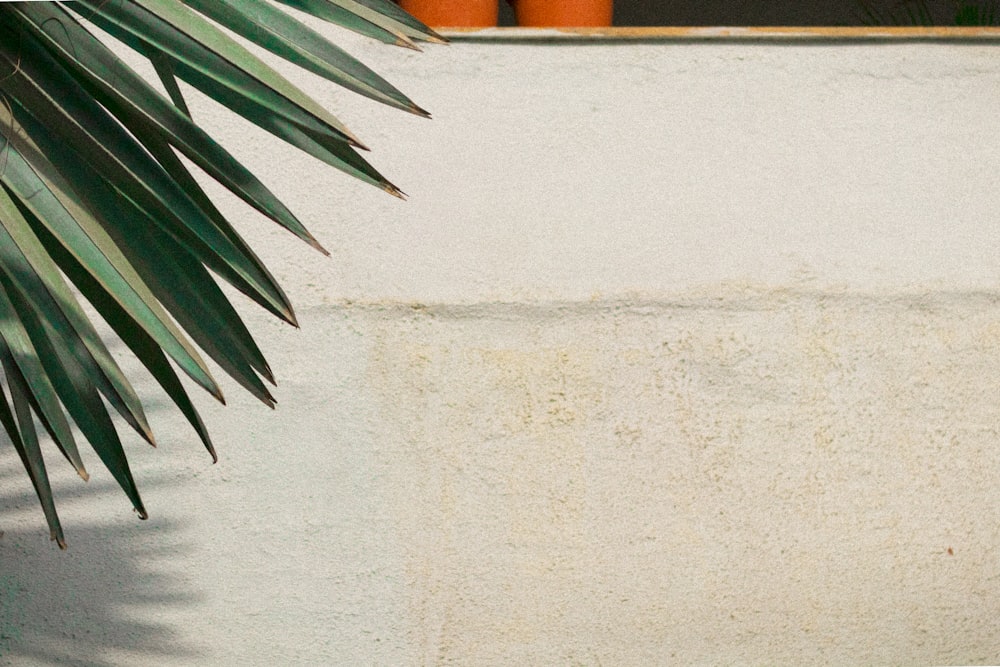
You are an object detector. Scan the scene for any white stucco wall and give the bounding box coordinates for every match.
[2,28,1000,665]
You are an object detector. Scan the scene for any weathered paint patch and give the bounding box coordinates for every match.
[362,294,1000,664]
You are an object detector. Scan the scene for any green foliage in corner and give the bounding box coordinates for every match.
[0,0,440,547]
[858,0,1000,24]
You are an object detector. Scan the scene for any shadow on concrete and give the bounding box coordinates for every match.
[0,449,205,667]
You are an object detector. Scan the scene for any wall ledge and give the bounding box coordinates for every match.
[442,25,1000,43]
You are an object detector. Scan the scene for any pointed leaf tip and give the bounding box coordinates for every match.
[384,183,406,199]
[260,360,275,386]
[307,235,330,257]
[139,429,157,448]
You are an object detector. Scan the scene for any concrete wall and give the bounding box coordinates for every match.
[3,28,1000,666]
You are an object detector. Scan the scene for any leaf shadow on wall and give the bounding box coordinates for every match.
[0,449,205,667]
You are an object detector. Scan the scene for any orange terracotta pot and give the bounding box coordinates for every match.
[513,0,613,26]
[399,0,498,27]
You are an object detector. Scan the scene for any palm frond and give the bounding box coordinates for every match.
[0,0,436,547]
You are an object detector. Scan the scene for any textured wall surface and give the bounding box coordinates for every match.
[2,30,1000,666]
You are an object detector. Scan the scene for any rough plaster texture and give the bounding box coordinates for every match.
[2,29,1000,666]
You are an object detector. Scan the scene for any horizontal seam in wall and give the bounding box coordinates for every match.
[304,290,1000,320]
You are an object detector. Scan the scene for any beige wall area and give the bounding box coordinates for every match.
[2,30,1000,665]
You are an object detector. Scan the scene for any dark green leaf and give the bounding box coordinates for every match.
[182,0,430,115]
[0,340,65,548]
[70,0,365,147]
[14,3,329,250]
[0,23,298,323]
[11,111,279,408]
[0,176,154,448]
[0,269,147,520]
[0,117,222,402]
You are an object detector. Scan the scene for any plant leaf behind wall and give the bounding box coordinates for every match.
[0,0,440,548]
[857,0,1000,24]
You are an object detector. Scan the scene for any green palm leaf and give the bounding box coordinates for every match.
[274,0,445,48]
[181,0,430,115]
[0,0,438,547]
[15,3,330,250]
